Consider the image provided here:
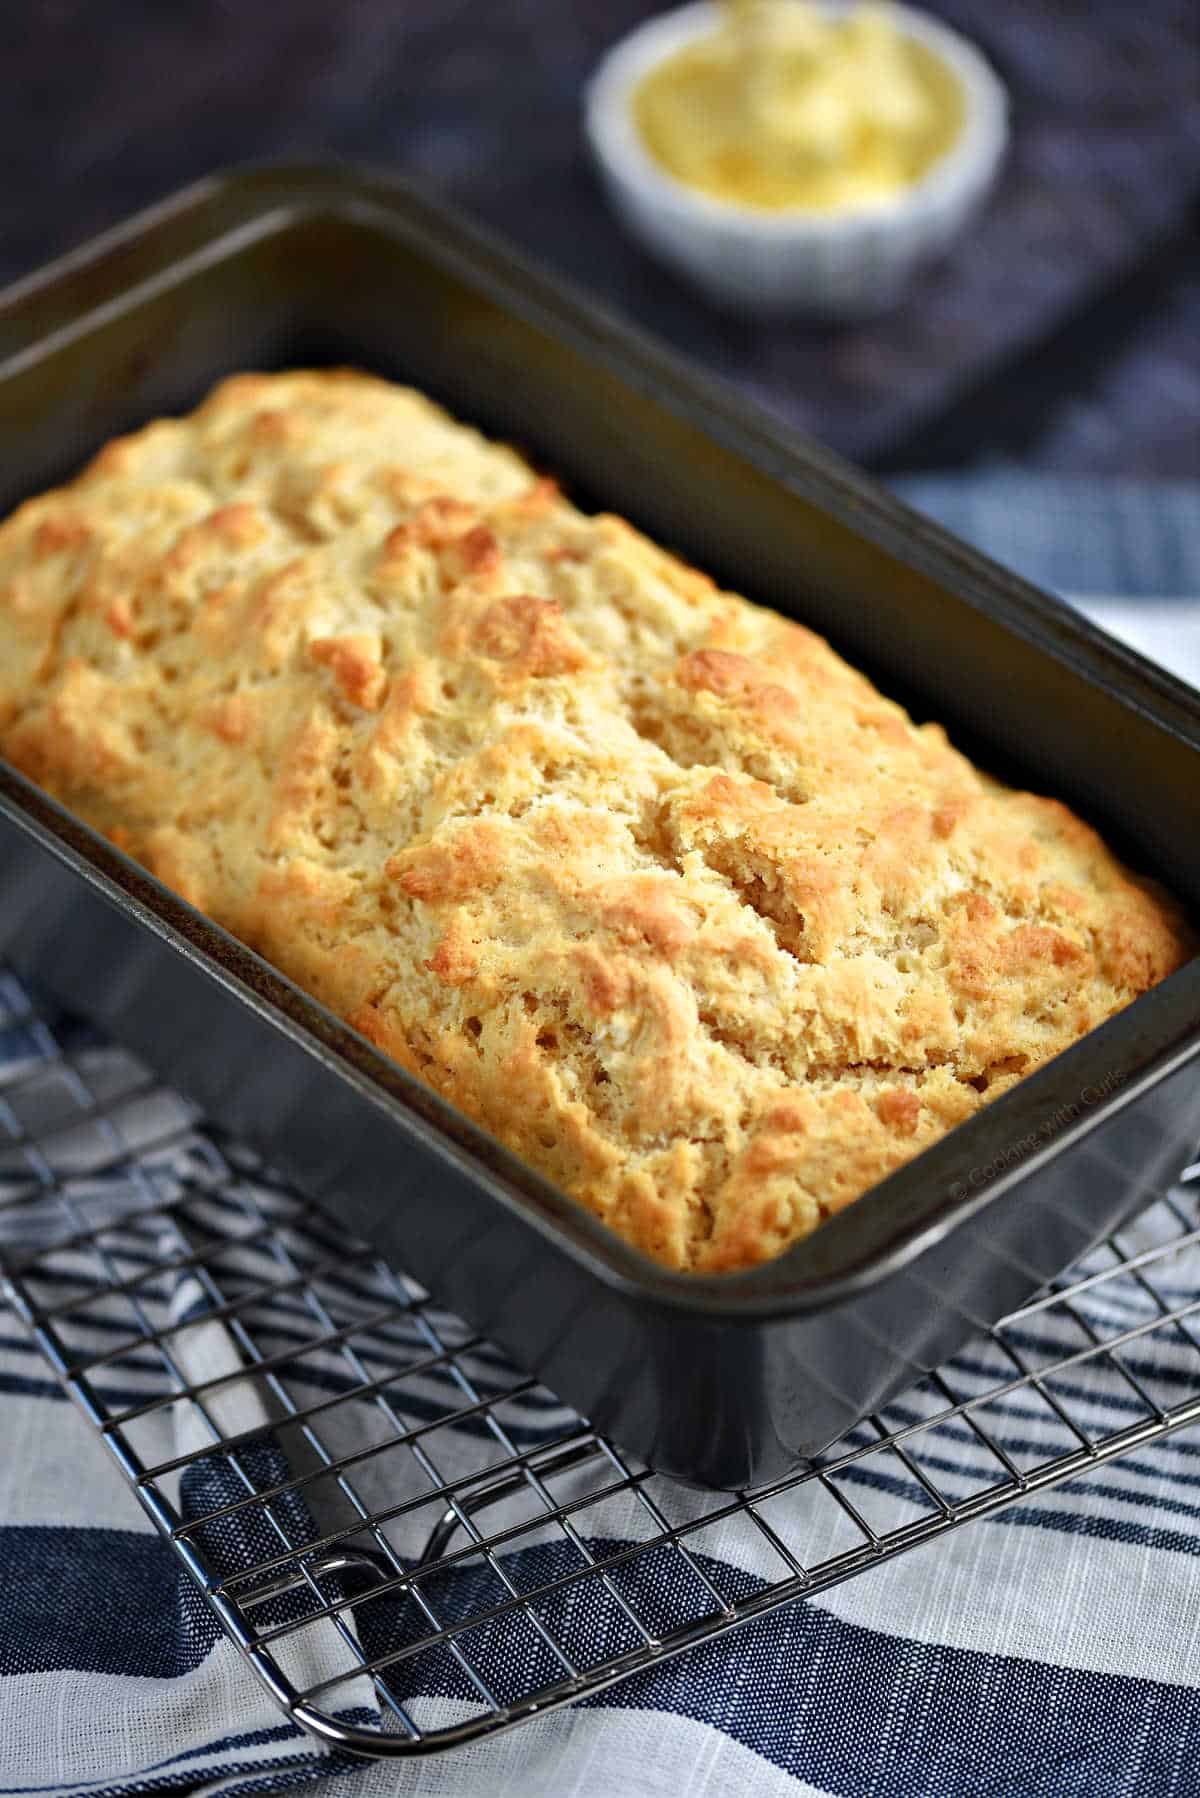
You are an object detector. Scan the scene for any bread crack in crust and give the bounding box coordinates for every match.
[0,371,1190,1271]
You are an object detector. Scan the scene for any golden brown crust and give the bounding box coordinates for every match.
[0,369,1191,1271]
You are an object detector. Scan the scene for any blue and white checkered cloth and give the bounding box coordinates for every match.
[0,475,1197,1798]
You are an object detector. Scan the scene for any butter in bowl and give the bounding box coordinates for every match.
[585,0,1008,317]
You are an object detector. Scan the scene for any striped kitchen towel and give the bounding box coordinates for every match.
[0,477,1197,1798]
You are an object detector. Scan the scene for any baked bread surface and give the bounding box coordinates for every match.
[0,371,1190,1271]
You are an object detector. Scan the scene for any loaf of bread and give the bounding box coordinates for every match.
[0,372,1189,1271]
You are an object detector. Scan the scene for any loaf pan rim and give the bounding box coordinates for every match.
[0,159,1197,1325]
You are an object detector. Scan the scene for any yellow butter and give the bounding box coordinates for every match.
[634,0,964,213]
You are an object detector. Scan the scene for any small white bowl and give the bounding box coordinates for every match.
[584,1,1009,317]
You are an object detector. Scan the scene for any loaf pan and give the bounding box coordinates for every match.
[0,164,1197,1489]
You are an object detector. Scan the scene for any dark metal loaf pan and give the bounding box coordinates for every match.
[0,165,1197,1489]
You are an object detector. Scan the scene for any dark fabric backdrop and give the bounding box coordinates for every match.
[2,0,1197,475]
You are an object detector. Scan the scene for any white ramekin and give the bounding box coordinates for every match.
[584,2,1009,318]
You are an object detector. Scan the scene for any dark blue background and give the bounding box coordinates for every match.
[2,0,1197,475]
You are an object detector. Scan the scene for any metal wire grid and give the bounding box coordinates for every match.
[2,961,1199,1761]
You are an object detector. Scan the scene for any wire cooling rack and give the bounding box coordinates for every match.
[2,961,1199,1760]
